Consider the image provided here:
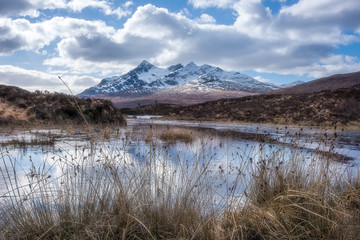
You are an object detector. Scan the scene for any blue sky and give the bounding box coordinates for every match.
[0,0,359,93]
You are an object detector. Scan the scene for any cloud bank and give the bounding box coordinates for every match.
[45,2,360,78]
[0,0,360,92]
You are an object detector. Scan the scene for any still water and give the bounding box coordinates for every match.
[1,118,359,203]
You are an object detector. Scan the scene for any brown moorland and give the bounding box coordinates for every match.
[122,84,360,126]
[269,71,360,95]
[0,84,126,126]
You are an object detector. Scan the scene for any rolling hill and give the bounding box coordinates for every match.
[269,71,360,95]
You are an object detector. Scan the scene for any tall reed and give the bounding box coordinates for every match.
[0,126,359,239]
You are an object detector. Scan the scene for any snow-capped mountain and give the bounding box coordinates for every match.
[80,60,279,96]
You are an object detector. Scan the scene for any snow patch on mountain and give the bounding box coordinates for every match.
[80,60,279,96]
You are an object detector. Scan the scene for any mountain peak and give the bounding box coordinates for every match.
[139,60,152,65]
[80,60,279,98]
[185,61,197,68]
[136,60,154,71]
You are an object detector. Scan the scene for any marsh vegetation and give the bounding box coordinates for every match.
[0,119,359,239]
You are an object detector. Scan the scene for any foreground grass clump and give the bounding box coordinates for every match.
[0,128,360,239]
[222,165,360,239]
[159,128,194,143]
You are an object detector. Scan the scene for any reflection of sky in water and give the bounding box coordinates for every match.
[0,120,359,205]
[128,118,360,163]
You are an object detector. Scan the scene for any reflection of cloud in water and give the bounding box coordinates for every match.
[0,124,358,207]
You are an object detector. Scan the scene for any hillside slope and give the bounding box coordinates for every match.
[0,85,126,126]
[107,89,256,108]
[124,84,360,126]
[270,71,360,95]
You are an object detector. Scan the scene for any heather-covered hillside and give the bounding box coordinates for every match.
[0,85,126,126]
[123,84,360,126]
[269,71,360,95]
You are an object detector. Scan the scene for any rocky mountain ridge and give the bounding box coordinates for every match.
[80,60,279,97]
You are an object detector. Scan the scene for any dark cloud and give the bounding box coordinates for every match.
[0,26,26,54]
[72,76,98,86]
[0,26,10,35]
[0,38,24,54]
[0,0,33,16]
[62,35,164,63]
[290,44,334,60]
[183,28,257,63]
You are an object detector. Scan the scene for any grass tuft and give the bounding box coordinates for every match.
[159,128,194,143]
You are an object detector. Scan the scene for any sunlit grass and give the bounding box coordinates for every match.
[159,128,194,143]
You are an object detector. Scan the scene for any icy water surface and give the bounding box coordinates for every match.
[1,119,359,202]
[128,118,360,162]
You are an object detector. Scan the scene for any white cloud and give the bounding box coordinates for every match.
[196,14,216,24]
[0,65,100,93]
[0,0,132,19]
[0,65,62,91]
[2,0,360,88]
[271,54,360,78]
[38,3,360,79]
[0,17,115,55]
[179,8,191,17]
[188,0,237,9]
[122,5,192,40]
[303,55,360,78]
[0,0,67,17]
[67,0,132,19]
[123,1,133,8]
[233,0,273,38]
[280,0,360,19]
[67,0,108,12]
[44,55,135,76]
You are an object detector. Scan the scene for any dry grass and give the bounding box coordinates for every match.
[1,138,55,148]
[0,127,359,239]
[159,128,194,143]
[0,101,30,122]
[0,85,126,126]
[221,160,360,239]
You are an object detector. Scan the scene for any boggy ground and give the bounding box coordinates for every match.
[1,124,360,239]
[123,84,360,127]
